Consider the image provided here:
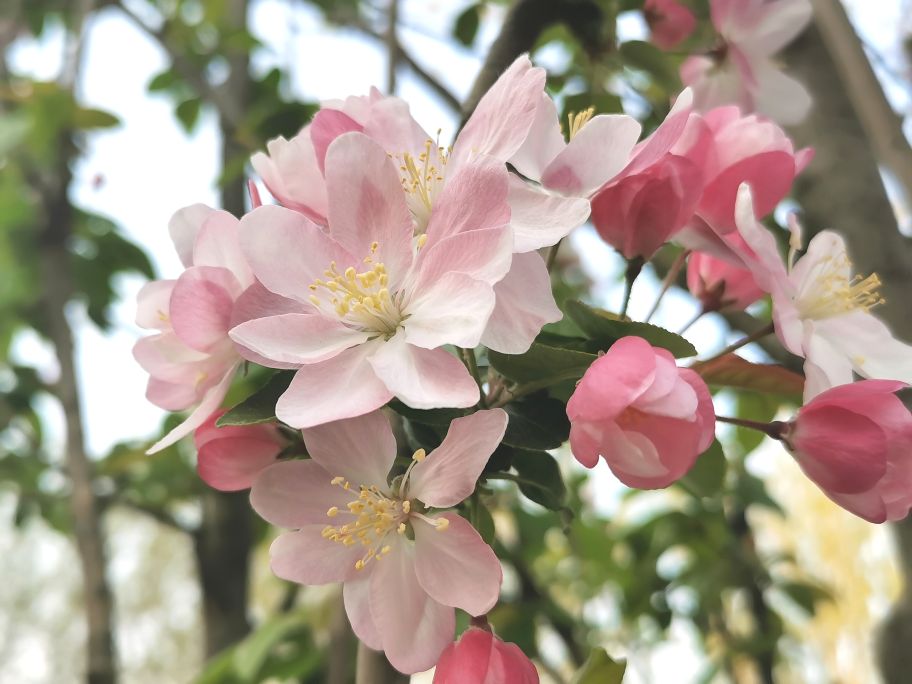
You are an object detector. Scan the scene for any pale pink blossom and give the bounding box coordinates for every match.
[250,409,507,674]
[433,626,539,683]
[230,132,514,428]
[645,0,697,51]
[134,205,256,453]
[687,238,765,312]
[734,184,912,399]
[194,411,284,491]
[567,336,715,488]
[781,380,912,523]
[680,0,812,125]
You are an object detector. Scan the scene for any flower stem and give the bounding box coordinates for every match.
[678,308,705,335]
[459,347,487,408]
[620,256,645,318]
[645,249,689,323]
[700,322,775,364]
[716,415,786,440]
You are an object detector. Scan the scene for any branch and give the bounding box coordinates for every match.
[101,496,193,534]
[385,0,399,95]
[355,643,409,684]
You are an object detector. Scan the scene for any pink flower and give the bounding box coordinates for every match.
[230,132,514,428]
[645,0,697,50]
[687,238,765,312]
[781,380,912,523]
[567,337,715,488]
[733,184,912,399]
[680,0,812,125]
[250,409,507,674]
[433,626,539,683]
[134,205,256,453]
[193,411,284,491]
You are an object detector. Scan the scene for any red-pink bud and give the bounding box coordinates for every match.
[644,0,697,50]
[433,627,539,684]
[194,410,284,491]
[687,240,764,312]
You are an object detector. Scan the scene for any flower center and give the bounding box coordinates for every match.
[308,242,404,337]
[394,136,450,235]
[795,253,885,320]
[567,107,595,140]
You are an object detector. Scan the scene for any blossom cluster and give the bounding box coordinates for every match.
[133,2,912,675]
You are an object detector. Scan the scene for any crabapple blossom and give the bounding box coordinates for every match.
[249,409,507,674]
[780,380,912,523]
[230,132,514,428]
[681,0,813,124]
[733,184,912,399]
[567,336,715,489]
[644,0,697,51]
[433,626,539,684]
[194,411,284,491]
[133,204,255,453]
[687,238,765,312]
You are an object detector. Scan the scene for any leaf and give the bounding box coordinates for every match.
[453,3,481,46]
[503,396,570,450]
[562,92,624,122]
[692,354,804,398]
[734,391,781,455]
[512,449,566,510]
[679,440,726,498]
[147,69,179,92]
[778,580,831,616]
[565,300,697,358]
[572,648,626,684]
[734,471,784,514]
[489,342,596,385]
[176,97,203,132]
[387,401,468,427]
[619,40,679,90]
[72,107,121,130]
[217,372,294,427]
[469,498,496,544]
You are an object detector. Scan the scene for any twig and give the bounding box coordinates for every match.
[698,322,775,365]
[645,249,689,323]
[385,0,399,95]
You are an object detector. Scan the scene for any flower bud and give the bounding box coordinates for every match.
[433,627,539,684]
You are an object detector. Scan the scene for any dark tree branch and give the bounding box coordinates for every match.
[385,0,399,95]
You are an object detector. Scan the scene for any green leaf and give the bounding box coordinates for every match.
[734,391,781,455]
[734,471,783,514]
[387,400,468,427]
[571,648,626,684]
[503,396,570,450]
[217,372,294,427]
[565,300,697,358]
[679,440,726,498]
[619,40,679,90]
[453,3,481,46]
[147,69,179,93]
[692,354,804,399]
[469,498,496,544]
[489,342,596,385]
[176,97,203,132]
[72,107,121,130]
[562,92,624,122]
[778,580,831,616]
[512,449,566,510]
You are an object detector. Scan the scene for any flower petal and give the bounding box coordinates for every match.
[250,460,351,528]
[192,209,253,286]
[404,273,497,350]
[270,527,362,586]
[413,513,502,616]
[168,203,213,267]
[344,574,383,651]
[197,435,281,492]
[229,313,368,366]
[301,410,398,489]
[509,92,566,181]
[407,409,508,508]
[507,177,591,253]
[414,226,513,289]
[136,280,176,331]
[170,266,240,353]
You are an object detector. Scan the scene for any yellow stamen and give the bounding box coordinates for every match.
[567,107,595,140]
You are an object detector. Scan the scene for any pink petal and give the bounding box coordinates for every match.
[507,177,591,253]
[369,536,456,674]
[413,513,502,616]
[600,423,673,487]
[324,133,414,284]
[404,273,497,350]
[229,313,367,366]
[168,203,213,267]
[133,332,213,385]
[425,155,511,246]
[251,130,329,223]
[613,415,705,488]
[250,460,352,528]
[540,115,641,196]
[239,205,357,303]
[732,184,789,292]
[361,96,430,158]
[192,209,253,286]
[509,92,566,181]
[624,88,693,176]
[197,434,281,491]
[135,279,176,331]
[170,267,240,353]
[823,489,888,524]
[700,151,797,230]
[414,226,513,289]
[569,421,604,469]
[481,252,562,355]
[270,527,362,585]
[344,574,383,651]
[146,377,197,411]
[407,409,508,508]
[276,342,394,429]
[433,628,493,683]
[301,410,398,489]
[310,109,364,173]
[230,281,307,328]
[368,336,479,410]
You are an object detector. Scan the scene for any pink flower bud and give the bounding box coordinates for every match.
[194,411,284,491]
[567,337,716,488]
[687,241,765,312]
[783,380,912,523]
[433,627,539,684]
[645,0,697,51]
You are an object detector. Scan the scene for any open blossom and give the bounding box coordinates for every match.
[680,0,812,125]
[230,132,514,428]
[567,336,715,489]
[780,380,912,523]
[194,411,283,491]
[134,205,255,453]
[733,184,912,399]
[250,409,507,674]
[687,238,765,312]
[645,0,697,51]
[433,626,539,683]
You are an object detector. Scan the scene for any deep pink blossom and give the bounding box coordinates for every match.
[567,337,715,488]
[230,132,514,428]
[782,380,912,523]
[681,0,812,124]
[250,409,507,674]
[645,0,697,51]
[433,627,539,683]
[687,238,765,312]
[194,411,283,491]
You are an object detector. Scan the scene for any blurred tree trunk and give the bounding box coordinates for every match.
[783,17,912,684]
[192,0,254,658]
